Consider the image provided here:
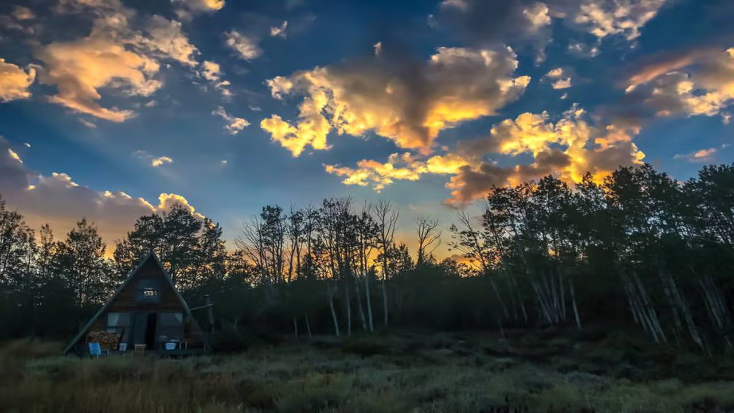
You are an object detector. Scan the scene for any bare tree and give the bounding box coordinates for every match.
[415,215,441,267]
[371,200,398,329]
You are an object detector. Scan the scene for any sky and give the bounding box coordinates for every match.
[0,0,733,256]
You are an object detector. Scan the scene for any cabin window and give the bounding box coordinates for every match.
[106,312,131,344]
[136,279,161,303]
[158,312,184,342]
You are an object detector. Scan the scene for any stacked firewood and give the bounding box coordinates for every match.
[86,331,120,349]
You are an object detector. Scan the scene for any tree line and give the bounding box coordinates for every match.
[1,162,733,352]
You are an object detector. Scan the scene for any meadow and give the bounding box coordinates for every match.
[2,329,734,413]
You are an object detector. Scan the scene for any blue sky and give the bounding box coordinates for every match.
[0,0,732,254]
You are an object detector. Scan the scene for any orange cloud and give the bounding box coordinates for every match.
[262,46,530,156]
[0,58,36,102]
[36,0,205,121]
[325,153,473,191]
[37,38,161,121]
[624,47,734,120]
[323,105,644,204]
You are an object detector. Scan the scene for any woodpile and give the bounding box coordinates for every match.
[86,331,120,349]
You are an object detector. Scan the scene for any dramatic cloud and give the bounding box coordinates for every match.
[0,58,36,102]
[543,67,573,89]
[324,107,644,204]
[325,153,473,191]
[225,30,262,61]
[212,106,250,134]
[0,136,201,244]
[36,38,161,121]
[35,0,205,121]
[446,108,645,204]
[261,46,531,156]
[627,49,717,88]
[621,47,734,123]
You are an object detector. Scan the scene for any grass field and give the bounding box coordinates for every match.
[2,329,734,413]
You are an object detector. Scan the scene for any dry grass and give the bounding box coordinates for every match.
[2,331,734,412]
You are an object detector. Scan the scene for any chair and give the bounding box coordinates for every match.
[118,343,128,353]
[88,342,109,358]
[133,344,146,356]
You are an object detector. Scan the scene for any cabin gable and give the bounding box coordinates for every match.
[63,252,208,355]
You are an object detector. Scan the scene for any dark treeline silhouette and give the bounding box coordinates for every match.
[1,163,733,353]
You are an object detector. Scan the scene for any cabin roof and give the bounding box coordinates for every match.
[62,251,207,354]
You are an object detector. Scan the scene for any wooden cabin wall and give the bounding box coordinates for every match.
[83,259,205,349]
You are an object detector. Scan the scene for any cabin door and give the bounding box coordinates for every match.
[131,312,158,349]
[145,313,158,349]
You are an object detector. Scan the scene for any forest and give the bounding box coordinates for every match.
[1,162,734,354]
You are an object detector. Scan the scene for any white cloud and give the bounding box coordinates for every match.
[79,119,97,129]
[225,30,261,61]
[270,21,288,38]
[134,150,173,167]
[0,136,201,245]
[0,58,36,102]
[374,41,382,56]
[568,41,600,58]
[135,16,199,67]
[151,156,173,167]
[212,106,250,134]
[573,0,667,41]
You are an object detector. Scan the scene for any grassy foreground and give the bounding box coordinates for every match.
[2,330,734,413]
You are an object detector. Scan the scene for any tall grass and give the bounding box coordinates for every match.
[2,332,734,412]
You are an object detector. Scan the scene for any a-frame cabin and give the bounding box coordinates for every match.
[64,251,209,356]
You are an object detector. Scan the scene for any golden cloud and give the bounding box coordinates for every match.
[36,0,205,121]
[323,106,644,204]
[624,48,734,120]
[0,58,36,102]
[325,152,474,191]
[151,156,173,167]
[543,67,572,89]
[37,37,161,121]
[262,46,530,156]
